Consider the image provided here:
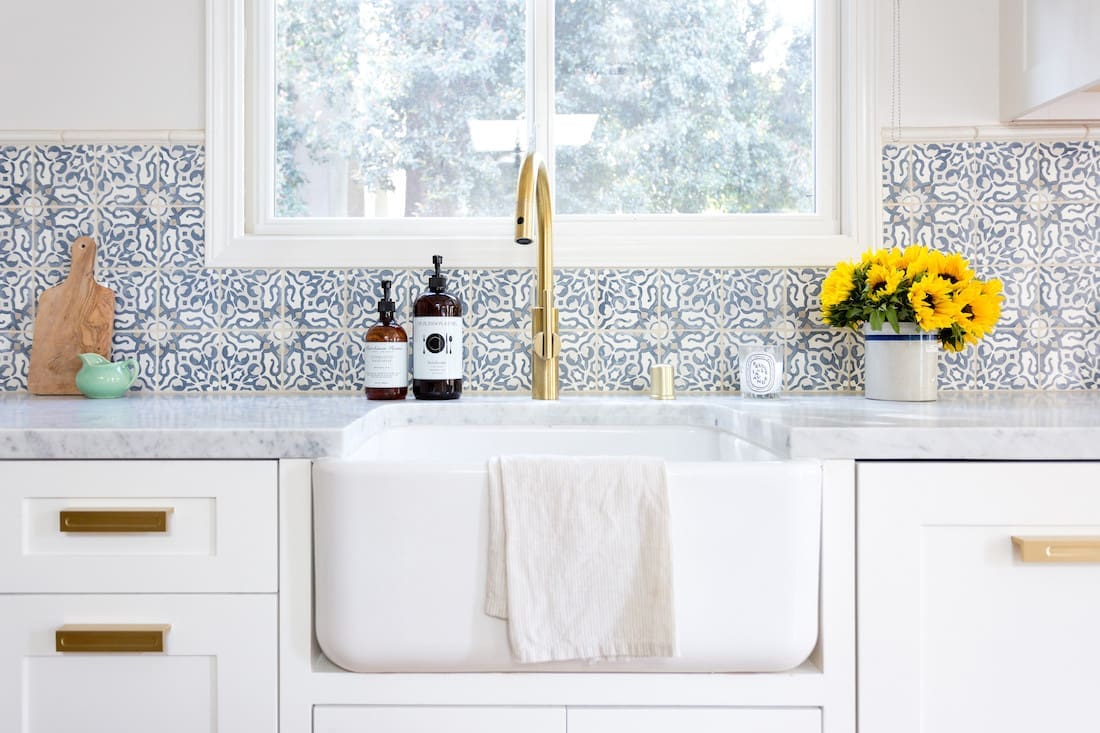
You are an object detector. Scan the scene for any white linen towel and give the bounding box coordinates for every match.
[485,455,677,664]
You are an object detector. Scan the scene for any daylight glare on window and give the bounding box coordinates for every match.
[274,0,815,220]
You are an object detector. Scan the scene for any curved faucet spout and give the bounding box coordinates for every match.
[514,152,560,400]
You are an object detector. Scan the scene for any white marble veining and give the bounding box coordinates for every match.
[0,392,1097,460]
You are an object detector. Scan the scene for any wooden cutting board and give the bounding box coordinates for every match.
[27,237,115,395]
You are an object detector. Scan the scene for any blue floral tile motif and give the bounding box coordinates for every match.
[221,330,282,391]
[465,331,528,392]
[598,269,659,330]
[911,203,975,258]
[0,146,33,206]
[283,269,346,330]
[555,268,598,330]
[159,146,205,205]
[35,146,101,206]
[97,269,158,331]
[97,145,158,206]
[596,331,659,392]
[664,330,730,392]
[154,331,221,391]
[159,268,221,330]
[0,269,34,330]
[939,345,977,390]
[0,208,35,268]
[881,144,910,205]
[786,267,829,330]
[346,268,418,331]
[910,143,978,204]
[975,329,1040,390]
[98,207,159,269]
[882,205,912,249]
[725,268,784,328]
[785,330,861,391]
[465,268,533,330]
[109,331,156,391]
[220,269,281,330]
[1039,203,1100,263]
[283,330,351,391]
[0,330,31,391]
[981,264,1036,330]
[1039,141,1100,200]
[1039,265,1100,328]
[1041,330,1100,390]
[559,330,598,393]
[972,203,1037,266]
[660,269,724,331]
[34,207,97,267]
[973,142,1039,203]
[161,207,205,267]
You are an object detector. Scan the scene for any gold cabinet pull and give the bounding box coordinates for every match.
[55,624,171,653]
[1012,536,1100,563]
[59,508,172,533]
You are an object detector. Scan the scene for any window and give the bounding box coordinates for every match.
[206,0,876,267]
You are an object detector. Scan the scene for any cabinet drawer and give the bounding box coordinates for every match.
[0,594,276,733]
[0,461,277,592]
[313,706,565,733]
[568,707,821,733]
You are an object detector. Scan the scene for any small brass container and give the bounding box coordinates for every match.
[649,364,675,400]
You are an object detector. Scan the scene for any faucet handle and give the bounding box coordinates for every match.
[534,331,561,360]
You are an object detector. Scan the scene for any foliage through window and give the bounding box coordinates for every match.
[274,0,815,220]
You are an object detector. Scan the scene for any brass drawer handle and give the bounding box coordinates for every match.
[1012,536,1100,563]
[55,624,171,653]
[59,508,172,533]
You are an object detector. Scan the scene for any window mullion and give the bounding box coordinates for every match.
[529,0,554,176]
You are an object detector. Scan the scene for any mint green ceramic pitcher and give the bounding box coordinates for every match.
[75,353,138,398]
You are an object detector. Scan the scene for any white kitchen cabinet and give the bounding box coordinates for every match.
[567,707,820,733]
[313,706,565,732]
[1000,0,1100,120]
[858,461,1100,733]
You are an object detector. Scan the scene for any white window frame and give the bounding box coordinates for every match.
[206,0,876,268]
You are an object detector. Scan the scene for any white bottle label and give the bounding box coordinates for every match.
[364,341,408,388]
[412,316,463,380]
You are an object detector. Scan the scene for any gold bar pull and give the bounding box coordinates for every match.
[1012,536,1100,563]
[55,624,171,653]
[59,508,172,533]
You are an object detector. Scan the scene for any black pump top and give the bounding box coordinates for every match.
[377,279,396,322]
[428,254,447,293]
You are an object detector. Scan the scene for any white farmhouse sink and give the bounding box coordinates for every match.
[313,417,821,673]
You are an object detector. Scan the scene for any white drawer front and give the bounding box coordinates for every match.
[0,594,276,733]
[568,707,821,733]
[0,460,277,592]
[313,706,566,733]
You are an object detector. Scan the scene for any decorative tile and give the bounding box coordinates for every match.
[161,206,205,267]
[596,331,659,392]
[664,330,730,392]
[220,269,281,330]
[973,142,1039,203]
[0,269,33,330]
[465,268,533,330]
[882,205,913,249]
[347,268,418,331]
[785,330,861,392]
[725,268,785,328]
[97,269,158,331]
[0,146,33,206]
[597,269,659,330]
[465,331,528,392]
[98,207,159,268]
[1039,265,1100,328]
[1039,202,1100,263]
[979,264,1037,330]
[220,330,282,391]
[939,345,977,390]
[660,269,724,331]
[974,329,1040,390]
[1040,330,1100,390]
[34,207,98,268]
[35,145,99,206]
[97,145,158,206]
[159,268,221,330]
[555,268,598,331]
[881,144,910,204]
[787,267,829,330]
[559,330,599,393]
[282,330,351,391]
[0,330,31,391]
[1039,141,1100,200]
[912,203,976,259]
[0,208,35,268]
[283,270,346,330]
[110,331,156,391]
[972,203,1038,266]
[153,331,221,391]
[159,145,205,205]
[910,143,977,204]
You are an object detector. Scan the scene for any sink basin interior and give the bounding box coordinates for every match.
[351,424,780,462]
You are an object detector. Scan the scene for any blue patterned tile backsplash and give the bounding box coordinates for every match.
[0,141,1096,393]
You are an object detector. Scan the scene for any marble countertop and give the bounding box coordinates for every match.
[0,391,1098,461]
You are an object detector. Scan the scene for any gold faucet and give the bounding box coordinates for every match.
[514,152,560,400]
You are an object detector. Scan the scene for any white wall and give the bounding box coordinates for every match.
[0,0,204,130]
[877,0,1001,128]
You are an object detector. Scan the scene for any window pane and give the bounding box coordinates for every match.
[275,0,525,218]
[555,0,815,215]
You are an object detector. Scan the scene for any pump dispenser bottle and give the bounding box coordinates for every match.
[412,255,463,400]
[363,279,409,400]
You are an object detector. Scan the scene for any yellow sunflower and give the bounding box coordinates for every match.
[955,278,1003,345]
[866,263,905,302]
[821,260,857,309]
[909,275,961,330]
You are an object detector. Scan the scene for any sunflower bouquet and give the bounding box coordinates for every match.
[821,245,1003,351]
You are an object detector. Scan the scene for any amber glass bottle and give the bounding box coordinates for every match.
[364,279,409,400]
[412,255,463,400]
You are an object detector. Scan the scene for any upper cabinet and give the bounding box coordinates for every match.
[1001,0,1100,121]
